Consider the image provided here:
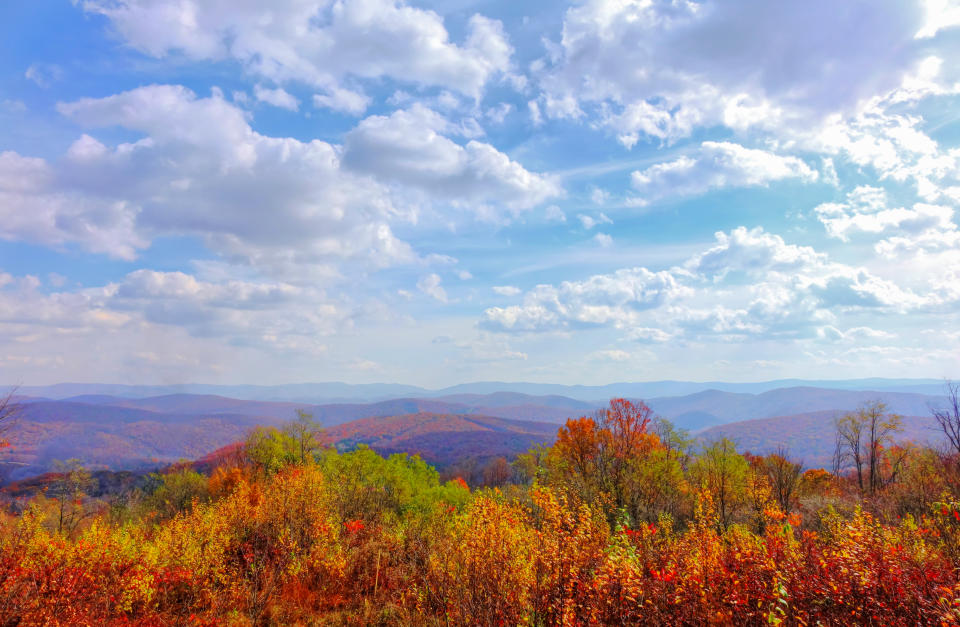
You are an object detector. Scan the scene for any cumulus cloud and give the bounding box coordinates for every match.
[342,105,561,215]
[254,85,299,111]
[105,270,342,351]
[24,63,63,88]
[0,150,146,259]
[3,85,417,274]
[813,186,960,256]
[313,86,371,115]
[544,205,566,222]
[686,226,939,314]
[687,226,824,280]
[480,225,953,341]
[4,82,563,285]
[485,103,512,124]
[480,267,688,332]
[592,232,613,248]
[577,212,612,229]
[82,0,513,98]
[536,0,932,144]
[0,269,343,382]
[631,142,818,204]
[417,273,448,302]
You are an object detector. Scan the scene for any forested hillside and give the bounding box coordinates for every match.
[2,385,948,480]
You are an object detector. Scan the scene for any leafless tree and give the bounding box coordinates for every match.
[931,381,960,456]
[0,387,19,448]
[481,457,513,487]
[52,458,97,536]
[763,445,803,513]
[835,401,904,496]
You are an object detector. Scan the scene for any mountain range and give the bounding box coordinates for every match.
[10,378,949,404]
[0,379,952,481]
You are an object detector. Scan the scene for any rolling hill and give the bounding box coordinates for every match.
[645,387,946,431]
[699,411,943,467]
[1,383,953,481]
[0,393,588,480]
[0,400,290,481]
[322,412,558,467]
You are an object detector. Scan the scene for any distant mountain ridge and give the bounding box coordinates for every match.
[699,411,941,468]
[1,382,954,481]
[644,386,946,431]
[323,412,557,467]
[1,391,595,480]
[9,378,949,404]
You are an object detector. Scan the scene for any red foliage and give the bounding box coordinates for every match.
[344,519,365,534]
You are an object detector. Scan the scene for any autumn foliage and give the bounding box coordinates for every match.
[2,398,960,624]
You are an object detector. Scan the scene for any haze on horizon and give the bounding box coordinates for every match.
[2,0,960,388]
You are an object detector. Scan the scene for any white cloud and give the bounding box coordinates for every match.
[0,150,146,260]
[5,84,415,274]
[577,212,612,229]
[82,0,514,98]
[480,267,688,332]
[821,158,840,186]
[590,186,610,205]
[105,270,342,351]
[342,105,561,215]
[537,0,932,143]
[590,349,631,362]
[631,142,817,203]
[2,84,563,286]
[544,205,566,222]
[528,99,542,126]
[485,103,512,124]
[24,63,63,88]
[627,327,672,343]
[0,269,345,383]
[417,273,448,302]
[593,232,613,247]
[687,226,823,280]
[813,186,960,256]
[312,86,371,115]
[254,85,299,111]
[492,285,521,296]
[481,224,957,342]
[917,0,960,38]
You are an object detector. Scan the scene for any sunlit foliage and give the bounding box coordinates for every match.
[1,399,960,624]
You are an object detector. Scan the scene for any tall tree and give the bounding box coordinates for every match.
[691,438,749,531]
[550,398,683,524]
[0,387,19,450]
[762,446,803,513]
[284,409,323,465]
[835,401,904,496]
[932,380,960,457]
[51,458,96,536]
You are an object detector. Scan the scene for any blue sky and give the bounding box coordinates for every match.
[1,0,960,386]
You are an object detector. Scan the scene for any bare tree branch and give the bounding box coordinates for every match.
[0,386,20,448]
[931,380,960,457]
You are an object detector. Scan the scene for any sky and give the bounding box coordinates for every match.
[1,0,960,387]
